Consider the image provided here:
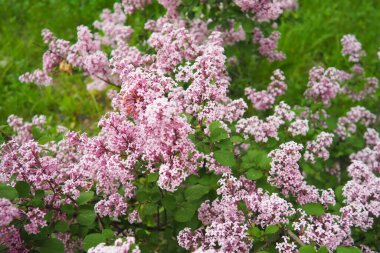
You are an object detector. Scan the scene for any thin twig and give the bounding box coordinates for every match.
[286,229,304,246]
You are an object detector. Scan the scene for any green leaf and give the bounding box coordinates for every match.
[40,238,64,253]
[230,135,244,143]
[210,121,228,142]
[174,203,197,222]
[246,169,263,180]
[15,181,30,198]
[55,221,69,232]
[76,191,94,205]
[77,209,96,226]
[184,184,209,200]
[299,245,317,253]
[264,225,279,234]
[318,246,329,253]
[162,195,177,211]
[248,226,262,237]
[83,233,106,251]
[142,203,157,216]
[147,172,159,182]
[302,203,325,216]
[0,184,18,200]
[61,204,75,215]
[336,247,361,253]
[335,186,344,202]
[102,229,114,239]
[214,150,236,167]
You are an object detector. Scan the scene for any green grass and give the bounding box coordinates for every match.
[1,0,379,131]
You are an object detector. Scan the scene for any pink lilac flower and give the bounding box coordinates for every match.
[128,210,142,224]
[88,237,140,253]
[268,142,335,205]
[93,3,133,47]
[24,208,47,234]
[95,193,128,218]
[288,119,309,137]
[293,210,352,251]
[363,128,380,147]
[234,0,297,22]
[304,66,348,106]
[236,101,297,142]
[253,28,285,62]
[341,34,366,62]
[19,69,52,86]
[340,160,380,231]
[335,106,376,139]
[0,198,20,226]
[245,69,287,110]
[122,0,152,14]
[0,225,25,253]
[275,236,298,253]
[341,77,379,101]
[304,132,334,163]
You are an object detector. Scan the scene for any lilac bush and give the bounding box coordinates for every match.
[1,0,379,252]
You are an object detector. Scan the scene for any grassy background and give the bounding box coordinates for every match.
[0,0,379,131]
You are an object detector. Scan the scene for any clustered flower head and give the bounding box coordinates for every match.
[253,28,286,62]
[88,237,140,253]
[245,69,287,110]
[304,131,334,163]
[336,106,376,139]
[304,66,349,106]
[178,174,295,252]
[341,34,366,62]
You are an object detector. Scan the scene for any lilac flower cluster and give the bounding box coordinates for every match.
[178,174,295,252]
[253,28,286,62]
[341,34,366,62]
[336,106,376,139]
[245,69,287,110]
[304,131,334,163]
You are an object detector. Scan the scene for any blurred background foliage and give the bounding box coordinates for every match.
[0,0,379,133]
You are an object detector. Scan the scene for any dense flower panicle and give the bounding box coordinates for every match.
[24,208,47,234]
[268,142,335,205]
[93,3,133,47]
[237,101,296,142]
[234,0,297,22]
[288,119,309,136]
[95,193,128,218]
[19,69,52,86]
[304,132,334,163]
[148,24,200,73]
[253,28,285,62]
[363,128,380,147]
[245,69,287,110]
[341,34,366,62]
[293,211,352,251]
[88,237,141,253]
[236,115,283,142]
[304,66,348,106]
[0,198,20,227]
[335,106,376,139]
[6,114,46,144]
[0,226,25,253]
[340,160,380,230]
[179,174,296,252]
[122,0,152,14]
